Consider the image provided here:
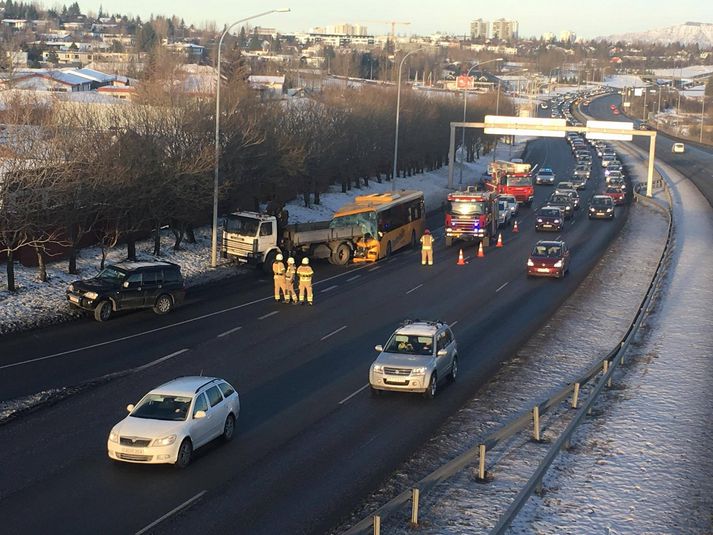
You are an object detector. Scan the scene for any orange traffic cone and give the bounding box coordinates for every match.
[496,233,503,248]
[477,242,485,258]
[513,220,519,233]
[457,248,465,265]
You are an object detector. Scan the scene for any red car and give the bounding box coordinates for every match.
[604,186,626,205]
[527,240,571,279]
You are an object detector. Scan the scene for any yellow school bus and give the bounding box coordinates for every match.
[330,190,426,261]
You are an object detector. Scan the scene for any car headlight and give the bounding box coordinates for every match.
[554,260,563,268]
[527,259,534,267]
[109,429,119,443]
[410,367,428,376]
[84,291,99,300]
[606,208,613,212]
[589,207,595,211]
[554,219,560,224]
[537,218,543,223]
[372,364,383,373]
[68,284,75,292]
[150,434,177,447]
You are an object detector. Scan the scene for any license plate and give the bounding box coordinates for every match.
[543,224,551,228]
[537,268,550,273]
[68,295,80,303]
[121,446,145,454]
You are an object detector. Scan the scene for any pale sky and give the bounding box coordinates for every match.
[81,0,712,39]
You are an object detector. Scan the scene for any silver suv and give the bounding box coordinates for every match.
[369,320,458,399]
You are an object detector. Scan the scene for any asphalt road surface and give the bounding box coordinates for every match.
[0,131,632,535]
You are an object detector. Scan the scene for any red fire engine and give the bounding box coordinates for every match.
[444,188,499,247]
[486,160,535,205]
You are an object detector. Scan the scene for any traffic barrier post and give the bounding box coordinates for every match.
[478,444,486,480]
[410,488,420,526]
[532,406,540,442]
[571,383,580,409]
[603,360,612,387]
[373,515,380,535]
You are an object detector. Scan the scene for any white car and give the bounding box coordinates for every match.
[672,143,685,153]
[108,377,240,467]
[536,168,556,185]
[499,194,519,216]
[498,200,512,227]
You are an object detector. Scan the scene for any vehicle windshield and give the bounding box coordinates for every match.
[225,215,260,236]
[606,188,621,194]
[539,208,561,217]
[130,394,192,421]
[538,169,553,176]
[592,197,612,207]
[498,201,507,211]
[448,200,485,215]
[96,266,127,282]
[330,211,377,238]
[550,195,570,204]
[384,334,434,356]
[507,175,532,187]
[532,244,562,258]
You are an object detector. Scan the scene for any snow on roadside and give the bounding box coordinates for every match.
[0,140,529,336]
[333,190,668,533]
[605,74,647,88]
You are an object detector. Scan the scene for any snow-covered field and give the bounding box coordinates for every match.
[604,74,647,89]
[335,148,676,534]
[0,141,527,336]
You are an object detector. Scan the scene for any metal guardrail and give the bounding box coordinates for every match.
[343,111,675,535]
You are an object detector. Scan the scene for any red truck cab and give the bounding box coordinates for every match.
[445,188,499,247]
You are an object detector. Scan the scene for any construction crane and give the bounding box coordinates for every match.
[362,20,411,40]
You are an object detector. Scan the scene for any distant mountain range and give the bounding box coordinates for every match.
[599,22,713,47]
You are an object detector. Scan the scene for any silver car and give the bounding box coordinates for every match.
[369,320,458,399]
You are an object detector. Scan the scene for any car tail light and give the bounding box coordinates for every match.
[445,213,452,227]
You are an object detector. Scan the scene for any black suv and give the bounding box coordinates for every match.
[67,261,186,322]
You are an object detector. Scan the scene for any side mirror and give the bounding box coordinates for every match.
[123,281,129,288]
[374,345,383,353]
[193,410,207,420]
[126,404,134,413]
[437,349,448,357]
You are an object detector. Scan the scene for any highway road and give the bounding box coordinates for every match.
[0,128,630,534]
[584,94,713,204]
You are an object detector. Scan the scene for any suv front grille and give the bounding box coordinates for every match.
[120,437,151,447]
[384,367,412,376]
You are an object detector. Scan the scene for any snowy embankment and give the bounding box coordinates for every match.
[604,74,647,89]
[0,140,527,336]
[335,159,670,534]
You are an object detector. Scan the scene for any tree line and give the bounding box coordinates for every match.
[0,59,511,292]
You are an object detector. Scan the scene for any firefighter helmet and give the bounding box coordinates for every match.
[301,257,309,265]
[424,229,431,235]
[276,253,284,261]
[287,257,295,265]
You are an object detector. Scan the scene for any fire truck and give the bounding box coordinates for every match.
[444,188,499,247]
[486,160,535,205]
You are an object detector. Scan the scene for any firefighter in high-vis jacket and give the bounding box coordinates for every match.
[355,232,380,263]
[272,253,287,302]
[420,229,434,266]
[296,257,314,305]
[285,257,298,304]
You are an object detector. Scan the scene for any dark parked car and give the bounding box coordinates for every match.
[535,206,564,232]
[67,261,186,321]
[527,240,570,279]
[588,195,615,219]
[547,194,575,219]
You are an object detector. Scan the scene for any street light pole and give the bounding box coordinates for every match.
[459,58,502,184]
[211,8,290,268]
[700,83,706,144]
[392,48,423,191]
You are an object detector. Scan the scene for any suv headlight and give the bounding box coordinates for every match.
[150,434,177,447]
[84,291,99,300]
[108,429,119,443]
[537,218,543,223]
[554,260,563,268]
[68,284,75,292]
[410,367,428,376]
[554,219,560,224]
[607,208,613,212]
[372,364,383,373]
[527,259,534,267]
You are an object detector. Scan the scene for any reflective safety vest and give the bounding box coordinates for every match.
[273,261,286,276]
[297,265,314,282]
[420,234,433,250]
[285,265,296,282]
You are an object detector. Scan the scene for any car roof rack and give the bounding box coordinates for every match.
[400,319,445,328]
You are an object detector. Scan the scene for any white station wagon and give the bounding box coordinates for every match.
[108,377,240,468]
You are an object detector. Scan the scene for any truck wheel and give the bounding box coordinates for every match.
[330,242,351,266]
[445,237,452,247]
[262,250,277,275]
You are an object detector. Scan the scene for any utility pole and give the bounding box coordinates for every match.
[700,85,706,144]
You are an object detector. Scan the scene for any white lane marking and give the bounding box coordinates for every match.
[320,325,347,341]
[217,326,242,338]
[450,320,459,327]
[339,383,370,405]
[320,285,338,293]
[133,349,190,373]
[368,265,381,272]
[0,295,274,371]
[346,275,361,282]
[135,490,207,535]
[258,311,279,320]
[406,284,423,295]
[496,282,509,293]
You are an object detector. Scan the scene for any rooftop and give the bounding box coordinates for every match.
[153,377,220,397]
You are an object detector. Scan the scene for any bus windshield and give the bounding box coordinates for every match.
[225,216,260,235]
[330,211,377,237]
[507,175,532,187]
